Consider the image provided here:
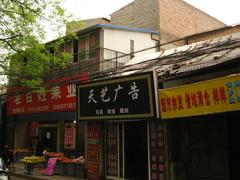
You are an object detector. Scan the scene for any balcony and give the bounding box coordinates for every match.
[45,48,131,82]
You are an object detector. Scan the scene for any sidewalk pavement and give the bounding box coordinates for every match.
[9,162,87,180]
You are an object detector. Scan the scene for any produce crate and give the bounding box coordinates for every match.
[75,163,86,178]
[66,163,76,177]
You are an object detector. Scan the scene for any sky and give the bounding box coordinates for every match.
[184,0,240,25]
[45,0,240,41]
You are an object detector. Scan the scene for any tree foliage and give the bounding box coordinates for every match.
[0,0,73,91]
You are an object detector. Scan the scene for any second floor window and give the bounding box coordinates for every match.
[79,36,86,61]
[78,31,99,62]
[130,39,135,59]
[73,39,78,63]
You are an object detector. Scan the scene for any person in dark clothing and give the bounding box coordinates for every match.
[0,145,13,166]
[35,136,44,156]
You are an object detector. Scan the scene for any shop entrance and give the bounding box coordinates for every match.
[105,121,148,179]
[228,112,240,180]
[168,116,229,180]
[124,121,148,180]
[38,127,57,152]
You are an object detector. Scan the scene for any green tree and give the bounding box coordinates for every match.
[0,0,74,92]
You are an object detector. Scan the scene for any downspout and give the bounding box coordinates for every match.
[151,33,160,52]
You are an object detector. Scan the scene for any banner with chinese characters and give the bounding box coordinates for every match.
[106,123,118,177]
[149,122,165,180]
[64,123,76,149]
[77,71,158,120]
[87,122,101,180]
[7,83,77,115]
[159,74,240,119]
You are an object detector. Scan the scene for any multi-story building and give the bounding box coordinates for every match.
[111,0,225,48]
[5,23,159,178]
[79,30,239,180]
[4,1,235,179]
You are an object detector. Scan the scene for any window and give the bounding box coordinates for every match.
[73,39,78,63]
[78,31,100,62]
[89,33,98,59]
[79,36,86,61]
[65,42,72,54]
[155,42,160,52]
[130,40,134,59]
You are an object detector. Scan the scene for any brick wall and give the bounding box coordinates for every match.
[111,0,225,44]
[186,25,240,44]
[159,0,225,42]
[110,0,159,31]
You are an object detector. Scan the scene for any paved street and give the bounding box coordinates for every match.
[10,176,26,180]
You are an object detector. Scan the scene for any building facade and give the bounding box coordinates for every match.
[109,33,240,180]
[111,0,225,47]
[4,6,239,179]
[75,31,240,180]
[4,24,159,178]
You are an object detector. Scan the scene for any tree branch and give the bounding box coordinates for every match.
[0,8,25,16]
[0,38,22,52]
[10,0,60,26]
[0,34,23,41]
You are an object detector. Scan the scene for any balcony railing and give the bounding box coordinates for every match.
[46,48,131,81]
[101,48,131,72]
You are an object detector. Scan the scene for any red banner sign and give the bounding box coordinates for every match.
[87,123,101,179]
[64,123,76,149]
[7,73,88,115]
[7,83,77,115]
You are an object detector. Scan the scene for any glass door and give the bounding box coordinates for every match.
[105,122,122,179]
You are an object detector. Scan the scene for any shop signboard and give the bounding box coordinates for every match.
[64,123,76,149]
[87,122,101,180]
[7,83,76,115]
[29,122,38,137]
[149,122,166,180]
[159,74,240,119]
[7,73,88,115]
[77,71,158,120]
[45,157,57,176]
[106,123,118,177]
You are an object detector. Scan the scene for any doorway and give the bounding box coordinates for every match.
[228,112,240,180]
[168,116,229,180]
[38,127,57,152]
[124,121,148,180]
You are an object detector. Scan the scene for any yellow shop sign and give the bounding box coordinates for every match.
[159,74,240,119]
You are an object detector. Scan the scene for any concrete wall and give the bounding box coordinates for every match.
[104,29,158,56]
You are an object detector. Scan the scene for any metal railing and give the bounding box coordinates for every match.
[45,48,131,81]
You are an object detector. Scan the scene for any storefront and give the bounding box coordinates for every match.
[159,74,240,180]
[5,75,87,160]
[104,120,167,180]
[77,71,167,180]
